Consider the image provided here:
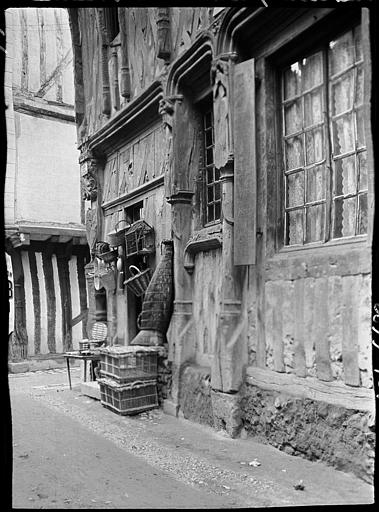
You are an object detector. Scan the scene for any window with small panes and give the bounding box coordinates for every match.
[281,24,367,246]
[202,105,221,225]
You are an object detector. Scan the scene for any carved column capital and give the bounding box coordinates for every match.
[166,189,194,205]
[211,52,238,83]
[219,159,234,181]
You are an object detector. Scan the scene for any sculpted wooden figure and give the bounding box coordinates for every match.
[212,57,230,171]
[80,149,98,202]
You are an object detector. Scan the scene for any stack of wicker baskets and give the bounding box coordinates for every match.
[97,345,160,415]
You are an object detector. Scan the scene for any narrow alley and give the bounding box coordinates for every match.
[10,368,374,509]
[4,5,377,509]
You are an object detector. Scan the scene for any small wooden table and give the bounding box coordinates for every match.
[64,351,101,390]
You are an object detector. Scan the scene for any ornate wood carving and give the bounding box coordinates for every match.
[110,40,120,112]
[118,7,131,102]
[158,95,183,199]
[184,231,223,274]
[211,52,237,170]
[80,147,99,202]
[156,7,171,61]
[96,8,111,117]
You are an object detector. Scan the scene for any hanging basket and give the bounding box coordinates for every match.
[123,265,152,297]
[95,241,111,255]
[107,219,130,247]
[97,249,118,264]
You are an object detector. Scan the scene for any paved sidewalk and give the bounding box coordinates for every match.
[9,368,375,508]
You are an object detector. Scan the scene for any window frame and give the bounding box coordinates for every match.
[202,105,221,226]
[194,93,222,227]
[276,20,368,251]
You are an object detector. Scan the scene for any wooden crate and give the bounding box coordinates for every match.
[98,378,158,415]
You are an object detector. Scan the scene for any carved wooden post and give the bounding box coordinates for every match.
[80,146,99,257]
[84,261,96,339]
[118,7,131,103]
[110,42,120,112]
[96,8,111,117]
[160,95,196,411]
[156,7,171,61]
[210,53,248,393]
[166,191,195,408]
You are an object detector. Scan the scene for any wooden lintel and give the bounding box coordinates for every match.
[59,236,73,245]
[102,175,164,212]
[87,81,163,155]
[46,235,60,243]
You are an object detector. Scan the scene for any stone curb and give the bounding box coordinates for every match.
[8,358,80,373]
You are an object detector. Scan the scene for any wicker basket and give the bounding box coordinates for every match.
[95,241,111,254]
[91,321,108,342]
[107,219,130,247]
[99,345,159,383]
[98,378,158,415]
[123,265,152,297]
[97,249,118,263]
[79,339,104,353]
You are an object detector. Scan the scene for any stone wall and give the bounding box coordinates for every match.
[240,382,375,484]
[176,363,375,484]
[178,364,214,427]
[157,344,172,405]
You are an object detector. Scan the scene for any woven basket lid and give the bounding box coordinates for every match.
[90,322,108,342]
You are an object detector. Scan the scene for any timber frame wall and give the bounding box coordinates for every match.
[70,5,375,419]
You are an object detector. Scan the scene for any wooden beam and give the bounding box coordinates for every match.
[246,366,375,412]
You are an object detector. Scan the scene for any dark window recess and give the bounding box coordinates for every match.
[125,201,143,225]
[282,24,367,246]
[202,106,221,224]
[104,9,120,43]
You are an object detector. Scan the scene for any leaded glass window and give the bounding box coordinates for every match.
[282,25,367,246]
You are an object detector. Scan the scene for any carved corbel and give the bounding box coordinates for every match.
[79,147,99,202]
[183,231,223,274]
[211,52,238,170]
[156,7,171,61]
[158,94,183,131]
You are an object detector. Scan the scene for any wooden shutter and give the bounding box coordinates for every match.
[233,58,256,266]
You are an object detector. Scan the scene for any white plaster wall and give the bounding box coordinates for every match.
[4,9,16,226]
[15,112,81,225]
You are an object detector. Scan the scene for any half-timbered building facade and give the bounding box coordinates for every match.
[68,5,375,482]
[5,7,89,361]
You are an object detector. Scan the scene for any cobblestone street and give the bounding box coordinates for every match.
[9,368,374,509]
